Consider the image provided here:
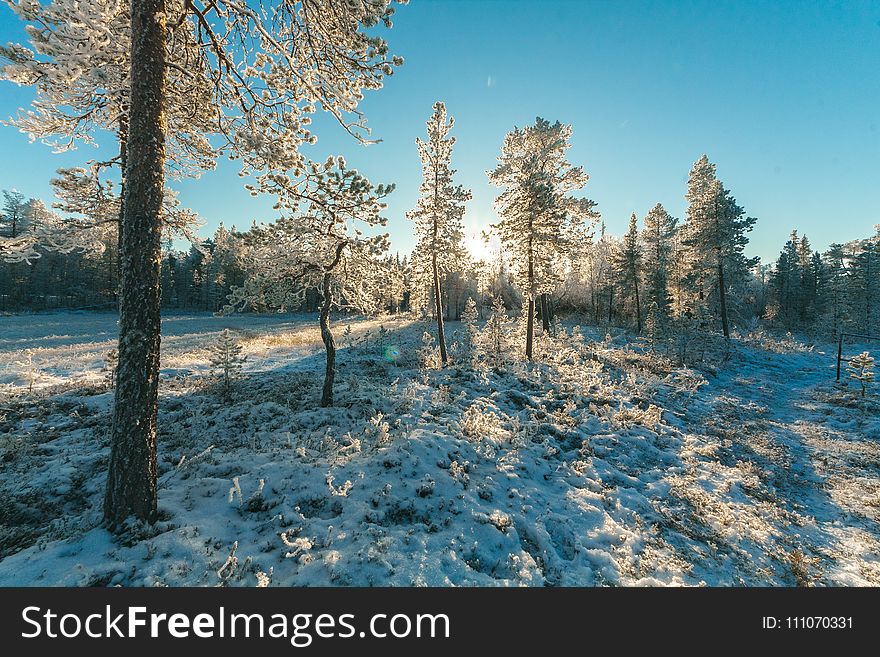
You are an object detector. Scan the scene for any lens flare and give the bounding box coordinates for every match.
[384,345,401,362]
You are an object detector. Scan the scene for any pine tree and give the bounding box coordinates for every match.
[682,155,758,337]
[641,202,677,322]
[407,102,471,365]
[797,234,817,323]
[210,329,246,397]
[822,243,850,338]
[460,296,479,366]
[771,231,802,329]
[611,213,643,332]
[847,351,875,397]
[0,190,27,238]
[104,0,168,526]
[101,0,404,524]
[849,240,879,334]
[228,158,393,407]
[488,117,597,359]
[481,295,509,367]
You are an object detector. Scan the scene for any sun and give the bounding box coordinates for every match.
[464,231,491,261]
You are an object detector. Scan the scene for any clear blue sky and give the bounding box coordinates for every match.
[1,0,878,262]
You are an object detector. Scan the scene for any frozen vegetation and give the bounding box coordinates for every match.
[1,311,877,586]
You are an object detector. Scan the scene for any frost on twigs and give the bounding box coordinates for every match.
[326,473,353,497]
[281,531,314,563]
[255,568,273,588]
[216,541,239,583]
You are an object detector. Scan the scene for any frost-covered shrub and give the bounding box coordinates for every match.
[478,296,510,367]
[418,331,442,369]
[460,403,504,441]
[739,328,813,354]
[670,316,729,367]
[847,351,875,397]
[593,401,663,429]
[282,532,314,562]
[342,323,353,343]
[366,411,392,448]
[102,348,118,388]
[15,349,40,393]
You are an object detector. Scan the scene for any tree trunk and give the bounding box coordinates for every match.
[634,280,642,333]
[104,0,166,527]
[717,256,730,338]
[541,293,550,333]
[433,254,448,365]
[608,286,614,325]
[526,227,535,360]
[320,272,336,407]
[117,114,128,289]
[526,296,535,360]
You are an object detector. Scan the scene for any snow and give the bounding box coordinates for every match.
[0,311,878,586]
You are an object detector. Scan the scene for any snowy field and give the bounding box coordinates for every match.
[0,311,878,586]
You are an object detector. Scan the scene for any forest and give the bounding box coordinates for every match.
[0,0,877,588]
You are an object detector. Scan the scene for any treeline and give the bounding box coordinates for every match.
[4,174,878,346]
[0,187,243,313]
[769,230,880,337]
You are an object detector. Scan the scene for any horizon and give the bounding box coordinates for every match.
[1,0,879,263]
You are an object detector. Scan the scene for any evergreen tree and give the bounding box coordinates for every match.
[488,117,597,359]
[228,158,393,407]
[0,190,27,237]
[210,329,246,398]
[797,234,817,323]
[407,102,471,365]
[101,0,405,524]
[847,351,875,397]
[849,239,879,334]
[771,231,802,329]
[611,213,643,332]
[682,155,758,337]
[822,243,850,338]
[641,202,677,322]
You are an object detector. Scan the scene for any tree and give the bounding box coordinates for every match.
[682,155,757,337]
[771,230,802,329]
[847,351,875,397]
[488,117,597,359]
[102,0,168,525]
[227,158,392,407]
[2,0,218,267]
[849,239,879,334]
[103,0,405,524]
[210,329,246,398]
[641,203,677,322]
[0,190,27,238]
[407,102,471,365]
[611,213,643,332]
[821,243,850,338]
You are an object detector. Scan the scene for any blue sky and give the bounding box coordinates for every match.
[1,0,878,262]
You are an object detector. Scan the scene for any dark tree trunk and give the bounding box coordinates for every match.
[104,0,166,527]
[111,116,128,300]
[717,256,730,338]
[526,229,534,360]
[433,254,448,365]
[634,280,642,333]
[526,296,535,360]
[541,293,550,333]
[320,272,336,407]
[608,286,614,325]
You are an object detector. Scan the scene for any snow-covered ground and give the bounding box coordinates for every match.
[0,311,877,586]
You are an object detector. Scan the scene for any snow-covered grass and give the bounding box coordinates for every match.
[0,311,877,586]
